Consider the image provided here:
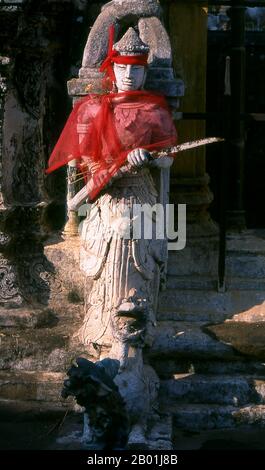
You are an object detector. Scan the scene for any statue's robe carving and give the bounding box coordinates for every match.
[77,95,176,347]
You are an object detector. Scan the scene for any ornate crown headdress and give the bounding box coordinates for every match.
[114,27,150,55]
[100,26,149,82]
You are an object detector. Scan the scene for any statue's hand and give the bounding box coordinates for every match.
[127,148,151,168]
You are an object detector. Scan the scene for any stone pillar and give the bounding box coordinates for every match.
[0,57,24,306]
[0,1,73,308]
[168,1,219,278]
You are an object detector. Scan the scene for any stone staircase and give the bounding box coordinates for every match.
[148,230,265,434]
[0,237,89,409]
[0,311,85,407]
[1,230,265,447]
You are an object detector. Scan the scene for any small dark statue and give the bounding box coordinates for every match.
[61,357,130,450]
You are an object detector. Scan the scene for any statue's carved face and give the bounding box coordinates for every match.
[113,63,146,92]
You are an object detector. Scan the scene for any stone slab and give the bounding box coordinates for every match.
[226,254,265,279]
[149,322,240,360]
[0,303,87,371]
[167,242,218,277]
[160,374,265,406]
[169,404,265,430]
[157,308,230,323]
[0,370,65,402]
[151,358,265,379]
[206,322,265,360]
[226,230,265,253]
[158,289,265,321]
[44,236,85,302]
[0,308,57,329]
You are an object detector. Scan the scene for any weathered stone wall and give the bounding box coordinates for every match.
[0,0,90,306]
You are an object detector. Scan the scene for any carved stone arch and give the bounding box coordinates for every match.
[137,17,183,97]
[138,17,172,67]
[69,0,184,100]
[80,0,161,71]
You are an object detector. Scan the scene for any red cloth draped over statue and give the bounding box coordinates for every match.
[46,90,177,201]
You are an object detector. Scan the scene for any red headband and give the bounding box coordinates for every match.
[99,26,148,82]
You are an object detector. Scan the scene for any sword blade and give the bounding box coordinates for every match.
[152,137,224,158]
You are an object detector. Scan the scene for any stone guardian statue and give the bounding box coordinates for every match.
[46,3,179,447]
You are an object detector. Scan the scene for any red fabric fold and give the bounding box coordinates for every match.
[46,90,177,201]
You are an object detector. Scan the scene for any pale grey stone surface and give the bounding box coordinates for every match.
[149,322,240,360]
[0,370,65,402]
[160,374,265,406]
[0,308,56,329]
[77,0,184,98]
[81,1,161,70]
[114,27,149,54]
[139,17,172,67]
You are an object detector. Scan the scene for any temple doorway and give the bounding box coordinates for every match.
[206,3,265,229]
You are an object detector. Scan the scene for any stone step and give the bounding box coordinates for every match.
[157,309,230,323]
[0,307,89,372]
[225,231,265,280]
[158,289,265,317]
[150,358,265,379]
[0,307,58,329]
[160,374,265,406]
[167,230,265,279]
[0,370,66,403]
[167,404,265,431]
[167,247,218,278]
[0,397,69,417]
[150,321,265,362]
[166,275,265,292]
[206,321,265,361]
[157,306,265,323]
[226,278,265,291]
[225,254,265,279]
[0,327,68,371]
[166,275,216,291]
[149,322,241,360]
[172,425,265,450]
[226,230,265,255]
